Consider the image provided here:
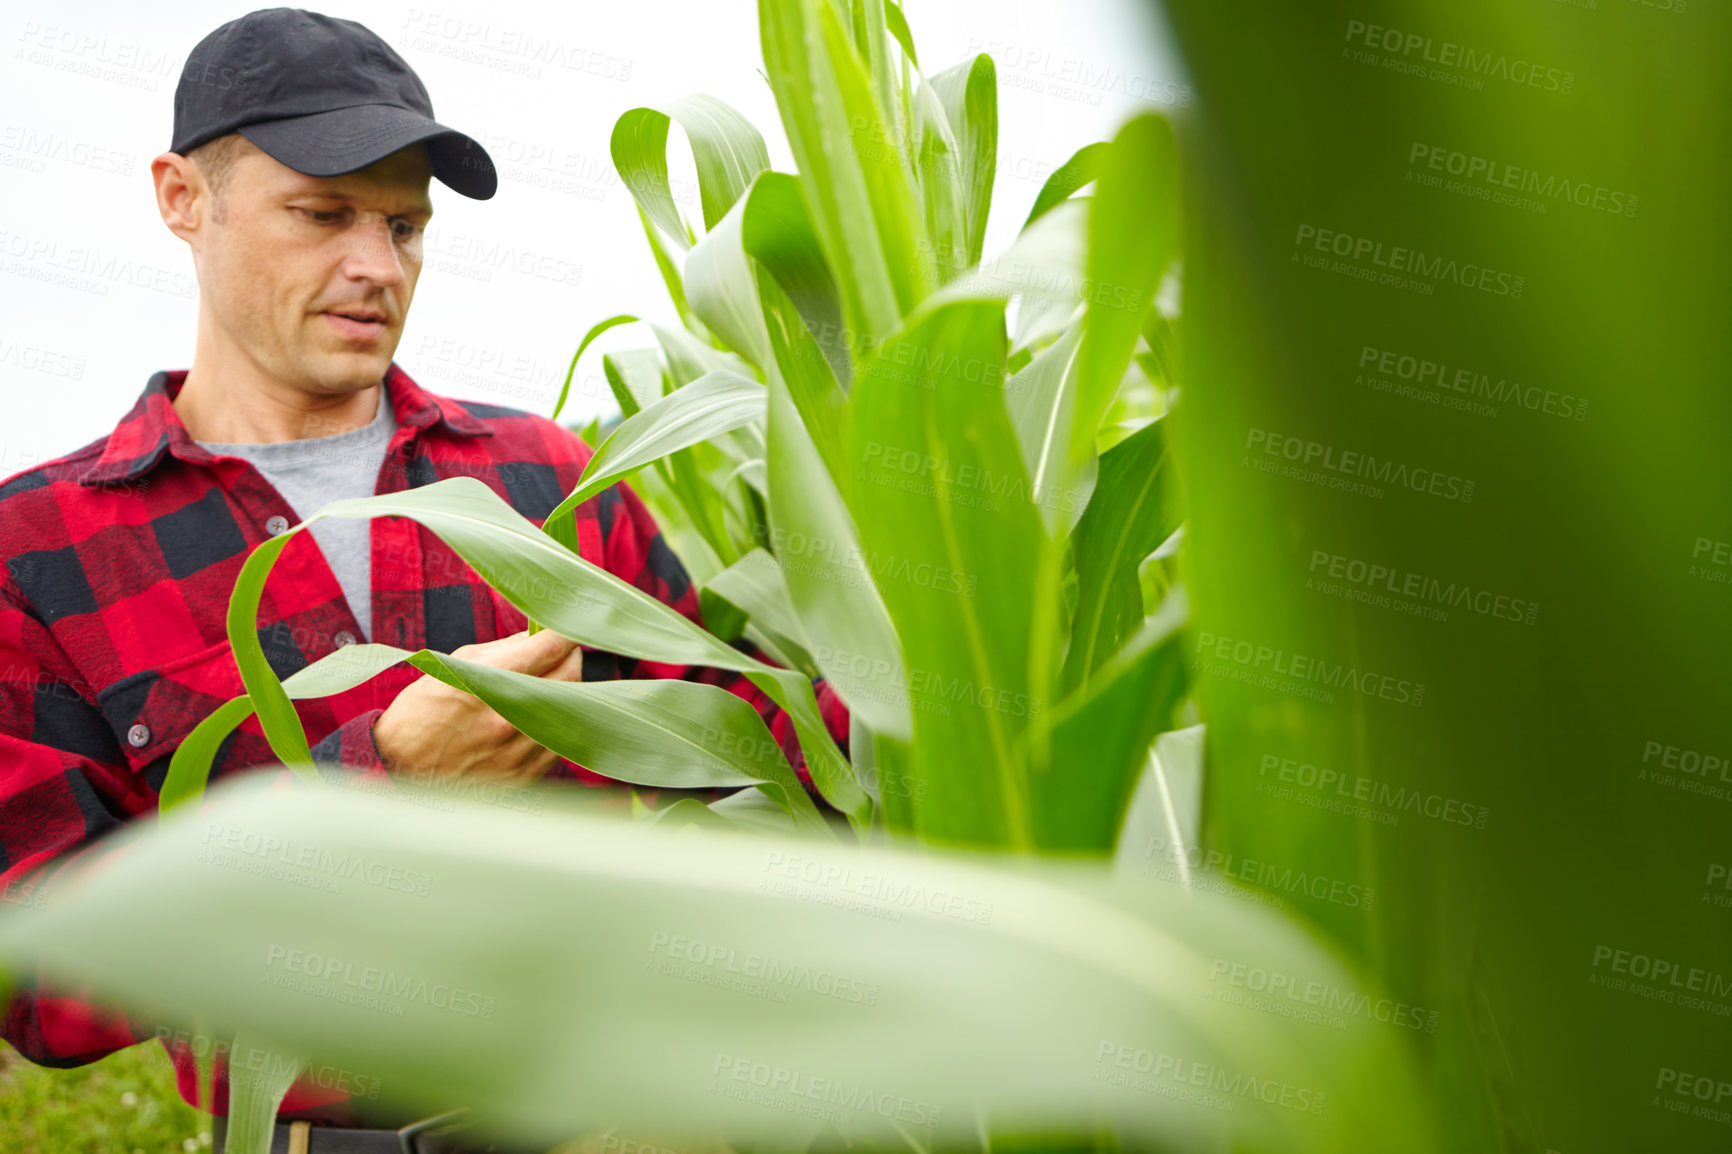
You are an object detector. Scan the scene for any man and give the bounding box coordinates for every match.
[0,9,849,1152]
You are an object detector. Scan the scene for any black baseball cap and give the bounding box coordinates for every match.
[170,7,497,199]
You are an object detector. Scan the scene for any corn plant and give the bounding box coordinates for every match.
[0,1,1439,1151]
[161,0,1190,863]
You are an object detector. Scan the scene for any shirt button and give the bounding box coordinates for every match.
[127,723,151,749]
[265,515,290,535]
[333,630,357,648]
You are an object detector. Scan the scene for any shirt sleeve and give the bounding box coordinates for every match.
[0,577,157,1066]
[307,707,392,781]
[0,575,398,1120]
[600,478,854,799]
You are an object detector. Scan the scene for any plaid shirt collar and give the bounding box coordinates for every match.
[78,361,493,487]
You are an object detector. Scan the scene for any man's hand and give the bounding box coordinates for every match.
[372,628,585,788]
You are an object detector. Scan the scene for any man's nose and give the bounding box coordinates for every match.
[342,214,412,287]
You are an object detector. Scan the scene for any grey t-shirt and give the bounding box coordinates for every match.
[194,389,398,641]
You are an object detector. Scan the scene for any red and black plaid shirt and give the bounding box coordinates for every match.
[0,362,848,1122]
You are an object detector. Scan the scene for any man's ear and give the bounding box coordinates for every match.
[153,152,208,242]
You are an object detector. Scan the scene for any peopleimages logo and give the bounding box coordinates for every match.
[710,1055,943,1127]
[1307,549,1540,626]
[202,823,433,896]
[1656,1067,1732,1110]
[1342,20,1575,94]
[1193,630,1426,708]
[1407,143,1638,218]
[1294,224,1525,297]
[647,932,880,1006]
[263,946,496,1019]
[1589,945,1732,1016]
[1245,427,1475,505]
[1357,345,1587,422]
[1257,753,1490,830]
[1143,835,1377,911]
[760,852,995,924]
[1094,1041,1326,1115]
[1207,958,1440,1033]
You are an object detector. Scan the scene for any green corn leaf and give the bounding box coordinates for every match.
[213,629,460,799]
[928,54,998,268]
[603,349,669,418]
[704,548,818,675]
[740,172,853,391]
[664,95,774,233]
[222,479,864,826]
[653,322,757,388]
[1,773,1437,1152]
[1061,416,1179,693]
[765,345,911,744]
[721,457,775,565]
[911,70,969,286]
[160,694,258,813]
[542,370,767,542]
[298,476,736,672]
[920,197,1088,354]
[845,301,1053,848]
[686,194,775,370]
[157,641,427,814]
[1071,114,1177,496]
[636,203,704,334]
[554,315,639,422]
[696,586,749,643]
[855,0,899,145]
[417,651,825,829]
[706,781,806,835]
[163,637,828,831]
[1139,307,1177,389]
[651,796,735,833]
[1115,724,1205,883]
[760,0,934,354]
[1024,590,1190,853]
[609,335,743,567]
[429,653,809,805]
[667,449,738,571]
[892,13,916,180]
[883,0,917,68]
[299,481,872,831]
[223,1032,305,1154]
[757,273,852,487]
[589,368,764,508]
[611,107,694,250]
[639,479,726,597]
[610,96,772,249]
[1024,141,1108,230]
[226,532,317,777]
[724,456,767,498]
[1004,322,1087,537]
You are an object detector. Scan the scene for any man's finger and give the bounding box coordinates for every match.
[487,627,581,676]
[541,644,587,684]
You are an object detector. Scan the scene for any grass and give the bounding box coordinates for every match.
[0,1039,210,1154]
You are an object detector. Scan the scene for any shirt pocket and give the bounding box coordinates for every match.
[97,638,249,789]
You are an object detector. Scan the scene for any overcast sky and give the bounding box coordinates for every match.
[0,0,1186,482]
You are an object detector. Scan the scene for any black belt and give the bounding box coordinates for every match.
[212,1108,546,1154]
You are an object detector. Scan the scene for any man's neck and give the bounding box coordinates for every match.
[173,342,384,445]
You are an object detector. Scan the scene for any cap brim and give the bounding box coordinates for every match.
[238,104,497,200]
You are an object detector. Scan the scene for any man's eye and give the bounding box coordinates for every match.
[391,220,421,241]
[298,208,342,224]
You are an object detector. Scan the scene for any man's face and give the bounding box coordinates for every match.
[194,139,434,394]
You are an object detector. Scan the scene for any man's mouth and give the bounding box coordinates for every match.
[321,310,389,340]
